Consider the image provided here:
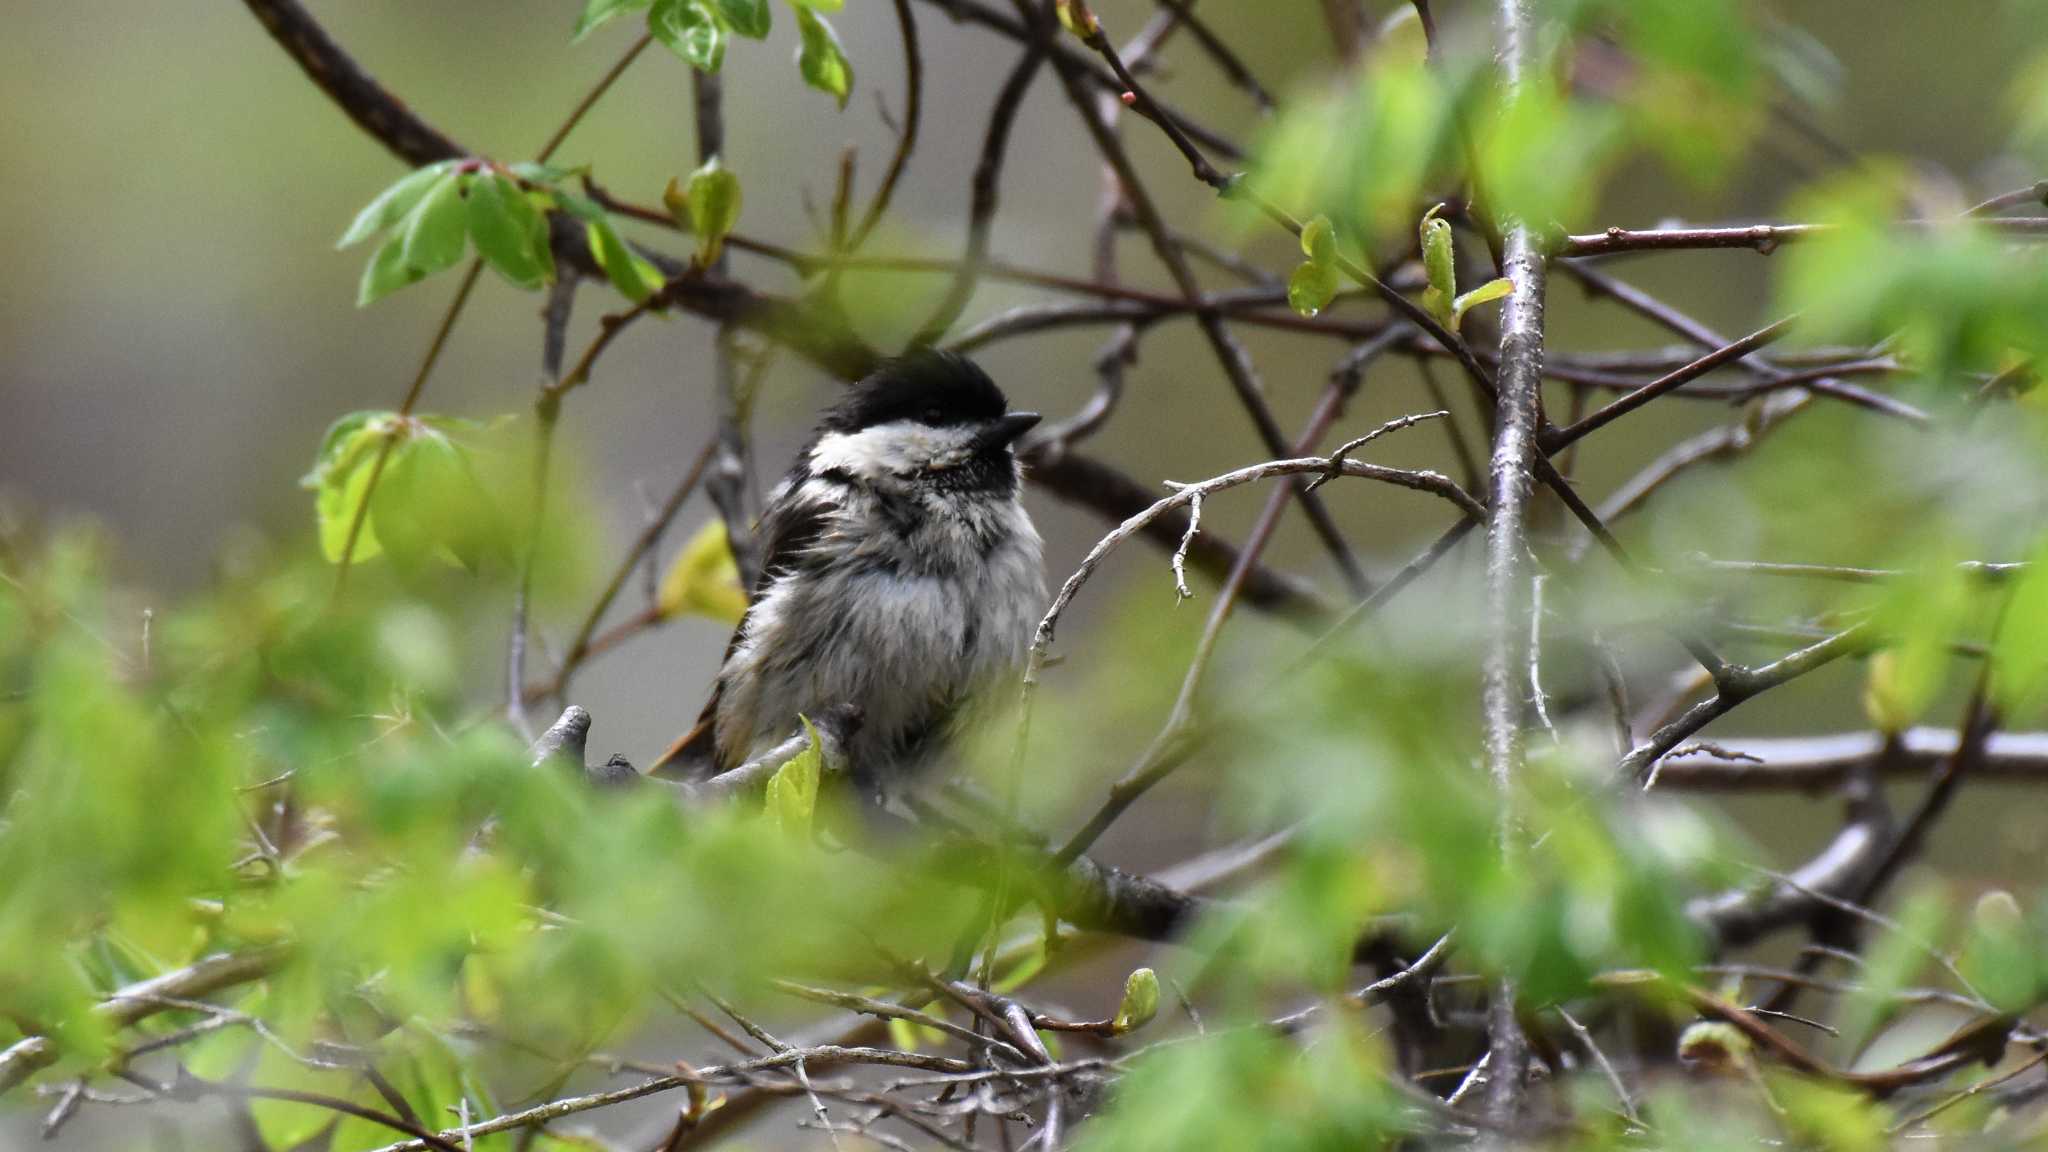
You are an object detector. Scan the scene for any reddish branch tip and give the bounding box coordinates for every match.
[1120,91,1137,105]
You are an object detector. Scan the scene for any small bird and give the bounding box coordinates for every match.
[651,351,1045,794]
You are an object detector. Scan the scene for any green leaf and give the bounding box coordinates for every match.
[765,717,823,837]
[585,217,665,303]
[683,156,743,264]
[1112,967,1160,1034]
[338,161,458,249]
[1449,276,1514,331]
[357,231,424,307]
[575,0,652,41]
[663,177,693,229]
[467,171,553,289]
[507,161,581,186]
[369,427,500,574]
[1994,543,2048,715]
[1861,649,1917,734]
[1419,204,1456,309]
[1959,890,2037,1012]
[651,0,728,72]
[1287,260,1340,318]
[657,519,748,623]
[307,410,387,479]
[1675,1020,1753,1074]
[1300,214,1337,266]
[553,190,610,222]
[714,0,771,37]
[249,1042,346,1151]
[1772,1074,1889,1152]
[304,414,395,562]
[1054,0,1099,37]
[399,170,471,279]
[785,0,842,9]
[794,7,853,108]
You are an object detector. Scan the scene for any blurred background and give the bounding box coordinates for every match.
[5,0,2048,1046]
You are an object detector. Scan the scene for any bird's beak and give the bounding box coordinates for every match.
[978,411,1041,450]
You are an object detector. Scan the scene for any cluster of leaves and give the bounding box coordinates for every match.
[1249,0,1767,247]
[575,0,852,107]
[339,151,747,315]
[339,161,558,304]
[341,160,672,306]
[0,529,976,1148]
[299,411,506,573]
[1180,642,1726,1005]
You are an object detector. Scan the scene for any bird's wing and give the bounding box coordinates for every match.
[647,471,839,780]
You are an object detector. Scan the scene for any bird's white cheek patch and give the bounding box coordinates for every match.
[810,422,977,476]
[811,424,917,478]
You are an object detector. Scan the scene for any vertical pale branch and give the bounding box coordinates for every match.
[1479,0,1550,1124]
[508,276,580,737]
[692,71,761,588]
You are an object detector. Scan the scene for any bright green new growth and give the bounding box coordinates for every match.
[665,155,745,266]
[766,716,825,837]
[794,6,853,108]
[1287,214,1342,317]
[1417,203,1512,333]
[301,413,506,572]
[1112,967,1160,1034]
[339,163,562,305]
[573,0,850,105]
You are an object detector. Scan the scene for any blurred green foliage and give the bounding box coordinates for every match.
[12,0,2048,1147]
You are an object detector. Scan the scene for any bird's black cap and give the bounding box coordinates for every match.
[822,350,1012,433]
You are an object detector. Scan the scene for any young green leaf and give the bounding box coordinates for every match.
[1289,214,1341,317]
[358,232,423,307]
[1287,260,1340,318]
[553,190,610,222]
[507,161,581,186]
[304,412,396,562]
[368,426,501,574]
[574,0,653,41]
[1959,889,2037,1011]
[656,518,748,624]
[467,171,552,289]
[794,7,853,108]
[683,156,743,264]
[1054,0,1100,37]
[1300,214,1337,266]
[399,170,471,279]
[785,0,842,9]
[1449,276,1514,331]
[585,217,665,303]
[714,0,771,37]
[249,1042,348,1151]
[1993,545,2048,716]
[663,176,693,230]
[651,0,728,72]
[338,161,458,249]
[764,717,824,837]
[1112,967,1160,1034]
[1420,203,1457,325]
[307,410,389,478]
